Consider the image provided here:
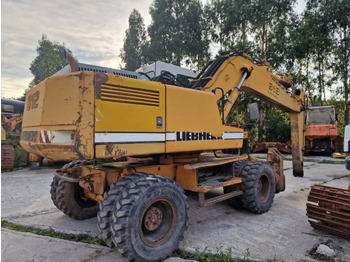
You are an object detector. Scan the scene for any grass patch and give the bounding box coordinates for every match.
[3,220,265,262]
[1,220,106,246]
[173,247,252,262]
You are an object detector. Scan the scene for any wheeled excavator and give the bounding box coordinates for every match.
[21,53,306,261]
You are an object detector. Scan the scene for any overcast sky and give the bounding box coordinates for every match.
[1,0,306,99]
[1,0,155,98]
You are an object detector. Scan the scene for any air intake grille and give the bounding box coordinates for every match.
[101,84,160,107]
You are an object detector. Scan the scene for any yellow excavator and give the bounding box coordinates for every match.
[20,53,305,261]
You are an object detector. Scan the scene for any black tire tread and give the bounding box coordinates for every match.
[224,159,250,209]
[240,161,275,214]
[50,176,60,208]
[50,160,92,209]
[56,180,99,220]
[97,173,149,248]
[111,173,189,262]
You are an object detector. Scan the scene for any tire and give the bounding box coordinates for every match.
[111,173,188,262]
[97,173,149,248]
[224,159,250,209]
[50,176,60,208]
[50,161,83,209]
[240,161,275,214]
[56,180,99,220]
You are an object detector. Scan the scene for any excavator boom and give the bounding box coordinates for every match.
[193,54,305,176]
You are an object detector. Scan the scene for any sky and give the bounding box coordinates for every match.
[1,0,306,99]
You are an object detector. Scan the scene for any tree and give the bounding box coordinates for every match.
[286,17,316,103]
[249,0,297,66]
[204,0,253,55]
[304,1,333,105]
[120,9,147,71]
[289,0,349,120]
[29,35,69,86]
[321,0,350,124]
[146,0,209,68]
[204,0,231,53]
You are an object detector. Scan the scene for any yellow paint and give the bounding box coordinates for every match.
[175,165,242,192]
[1,126,6,141]
[95,143,165,159]
[165,85,243,152]
[134,164,177,180]
[21,72,95,160]
[95,76,165,133]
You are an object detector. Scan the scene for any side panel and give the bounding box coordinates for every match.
[165,86,243,153]
[94,76,166,158]
[20,72,95,160]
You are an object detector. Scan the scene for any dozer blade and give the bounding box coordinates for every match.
[306,185,350,239]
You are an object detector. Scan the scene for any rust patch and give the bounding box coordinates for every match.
[104,144,128,159]
[94,73,108,99]
[307,185,350,239]
[21,131,38,142]
[113,147,128,159]
[74,71,85,81]
[105,144,115,155]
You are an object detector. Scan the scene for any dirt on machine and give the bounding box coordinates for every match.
[20,52,308,261]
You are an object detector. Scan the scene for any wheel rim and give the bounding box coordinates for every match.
[140,197,177,247]
[257,173,271,202]
[74,184,97,208]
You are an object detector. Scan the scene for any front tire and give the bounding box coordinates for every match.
[111,173,188,262]
[224,159,250,209]
[98,173,149,248]
[240,161,275,214]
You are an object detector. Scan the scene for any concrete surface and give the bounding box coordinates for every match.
[1,159,350,262]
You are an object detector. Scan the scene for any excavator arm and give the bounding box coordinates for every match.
[192,54,305,176]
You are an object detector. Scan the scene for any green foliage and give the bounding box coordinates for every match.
[325,98,345,137]
[250,0,296,63]
[264,107,290,142]
[287,0,349,124]
[120,9,147,70]
[29,35,69,86]
[173,246,252,262]
[146,0,210,68]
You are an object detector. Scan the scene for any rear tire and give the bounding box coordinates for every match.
[111,173,188,262]
[50,176,60,208]
[52,160,97,220]
[240,161,275,214]
[56,180,99,220]
[50,160,92,208]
